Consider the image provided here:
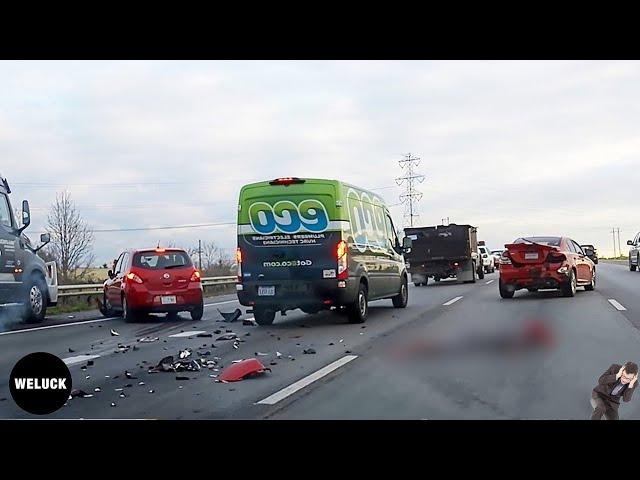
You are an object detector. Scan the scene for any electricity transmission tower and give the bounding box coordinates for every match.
[395,153,425,227]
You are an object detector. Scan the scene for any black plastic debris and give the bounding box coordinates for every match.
[226,329,233,333]
[329,343,334,346]
[125,384,133,388]
[216,333,237,341]
[0,398,7,401]
[70,389,93,399]
[243,319,257,326]
[214,329,222,334]
[217,308,242,323]
[176,376,189,381]
[113,375,120,379]
[110,328,120,336]
[196,333,213,338]
[81,366,87,371]
[68,348,75,353]
[270,362,277,366]
[244,333,251,337]
[303,348,316,354]
[345,350,352,354]
[87,360,94,366]
[197,351,212,357]
[361,326,366,329]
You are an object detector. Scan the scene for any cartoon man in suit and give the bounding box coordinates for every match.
[591,362,638,420]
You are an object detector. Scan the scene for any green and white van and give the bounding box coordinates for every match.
[236,177,412,325]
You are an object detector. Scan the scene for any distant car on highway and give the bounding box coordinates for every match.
[499,236,596,298]
[580,244,598,264]
[101,247,204,322]
[628,233,640,271]
[491,249,504,266]
[478,245,495,273]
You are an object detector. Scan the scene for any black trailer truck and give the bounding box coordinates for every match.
[404,224,484,286]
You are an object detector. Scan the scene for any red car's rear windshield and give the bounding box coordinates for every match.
[513,236,561,246]
[133,251,193,270]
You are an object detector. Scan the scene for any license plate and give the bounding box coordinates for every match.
[258,286,275,296]
[161,295,177,305]
[524,252,539,260]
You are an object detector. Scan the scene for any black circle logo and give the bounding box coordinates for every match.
[10,352,72,415]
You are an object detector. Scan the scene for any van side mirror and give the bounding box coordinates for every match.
[108,270,115,279]
[628,240,634,246]
[20,200,31,229]
[40,233,50,244]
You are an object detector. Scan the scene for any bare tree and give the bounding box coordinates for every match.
[186,241,233,275]
[46,192,95,284]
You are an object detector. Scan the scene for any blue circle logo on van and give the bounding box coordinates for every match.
[248,199,329,235]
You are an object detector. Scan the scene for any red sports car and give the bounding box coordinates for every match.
[498,236,595,298]
[102,248,204,321]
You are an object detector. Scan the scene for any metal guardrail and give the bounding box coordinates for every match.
[57,276,236,298]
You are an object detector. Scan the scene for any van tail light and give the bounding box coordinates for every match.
[337,240,348,280]
[236,247,243,283]
[190,270,201,282]
[126,272,143,284]
[500,252,512,265]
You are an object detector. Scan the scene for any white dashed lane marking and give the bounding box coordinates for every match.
[608,299,627,311]
[443,296,463,306]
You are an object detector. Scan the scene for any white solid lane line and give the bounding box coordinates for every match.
[168,331,209,338]
[0,317,120,337]
[443,296,463,306]
[485,280,495,285]
[256,355,359,405]
[63,354,101,366]
[608,299,627,311]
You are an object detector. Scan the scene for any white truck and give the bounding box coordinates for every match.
[0,173,58,322]
[478,244,495,273]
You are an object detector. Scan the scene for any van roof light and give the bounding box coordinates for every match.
[269,177,305,186]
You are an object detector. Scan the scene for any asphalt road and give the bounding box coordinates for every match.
[1,262,639,419]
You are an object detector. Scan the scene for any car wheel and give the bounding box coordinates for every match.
[347,282,368,324]
[477,262,484,280]
[392,276,408,308]
[122,295,136,323]
[584,268,596,291]
[562,269,577,297]
[22,275,47,323]
[630,257,637,271]
[100,292,116,317]
[190,301,204,320]
[637,255,640,272]
[499,279,515,299]
[254,308,276,326]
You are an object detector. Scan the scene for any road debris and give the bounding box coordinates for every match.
[217,333,238,341]
[218,308,242,323]
[255,352,269,356]
[94,387,101,392]
[179,348,192,359]
[68,348,75,353]
[149,389,155,394]
[233,340,240,349]
[219,358,271,382]
[303,348,316,354]
[176,376,190,381]
[87,360,94,366]
[70,389,93,399]
[196,333,213,338]
[119,392,126,398]
[111,402,116,407]
[110,328,120,336]
[339,338,344,343]
[139,336,159,343]
[243,319,257,326]
[125,370,137,379]
[276,351,282,359]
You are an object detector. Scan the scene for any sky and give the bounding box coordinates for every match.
[1,60,638,264]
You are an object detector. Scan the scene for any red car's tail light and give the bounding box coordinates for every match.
[546,252,566,263]
[500,252,512,265]
[126,272,143,284]
[337,240,348,280]
[190,270,201,282]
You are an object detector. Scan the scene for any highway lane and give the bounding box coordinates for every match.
[1,268,639,419]
[0,278,483,419]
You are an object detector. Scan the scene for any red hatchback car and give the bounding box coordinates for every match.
[498,236,596,298]
[102,248,204,321]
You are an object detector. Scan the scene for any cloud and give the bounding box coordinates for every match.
[1,60,638,262]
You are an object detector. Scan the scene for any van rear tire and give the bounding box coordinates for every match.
[347,282,368,324]
[254,308,276,326]
[392,277,408,308]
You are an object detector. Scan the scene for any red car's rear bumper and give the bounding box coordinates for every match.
[499,263,571,289]
[125,283,203,311]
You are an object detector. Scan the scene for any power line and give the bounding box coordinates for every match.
[33,221,236,235]
[395,153,425,227]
